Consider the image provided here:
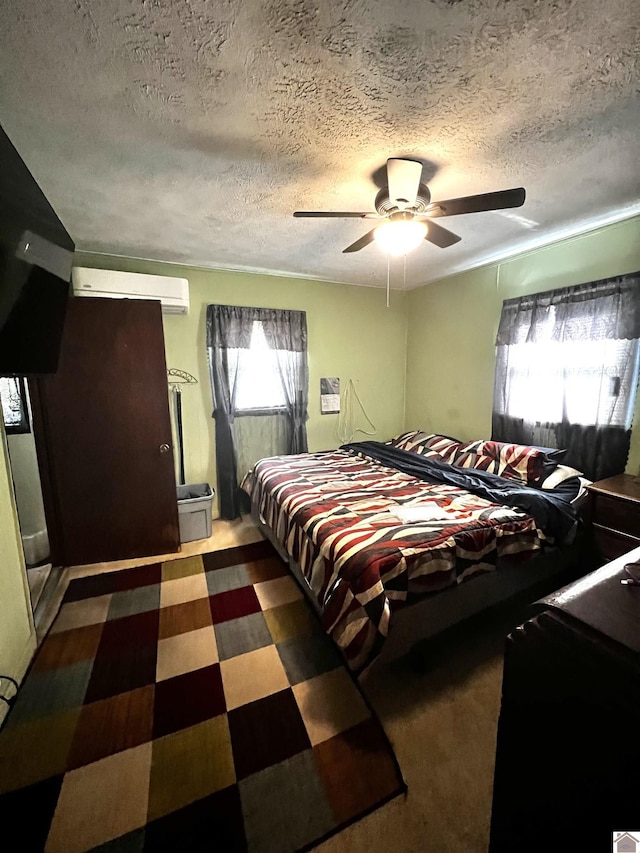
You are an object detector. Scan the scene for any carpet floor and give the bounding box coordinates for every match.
[0,540,405,852]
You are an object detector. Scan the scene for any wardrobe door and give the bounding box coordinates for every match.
[31,296,179,566]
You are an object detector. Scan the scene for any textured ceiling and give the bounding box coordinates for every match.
[0,0,639,289]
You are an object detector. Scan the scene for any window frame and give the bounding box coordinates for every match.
[234,407,289,417]
[496,335,640,430]
[231,320,290,416]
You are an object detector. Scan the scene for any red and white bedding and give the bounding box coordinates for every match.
[242,444,558,671]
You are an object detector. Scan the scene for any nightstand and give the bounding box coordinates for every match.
[587,473,640,560]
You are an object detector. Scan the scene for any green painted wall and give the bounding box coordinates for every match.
[73,213,640,522]
[0,422,36,720]
[405,214,640,473]
[74,254,409,515]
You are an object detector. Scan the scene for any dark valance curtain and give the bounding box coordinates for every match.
[207,304,309,519]
[492,272,640,481]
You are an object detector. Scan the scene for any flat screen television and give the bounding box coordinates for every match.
[0,123,74,375]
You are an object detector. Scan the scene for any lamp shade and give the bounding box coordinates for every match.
[374,220,427,255]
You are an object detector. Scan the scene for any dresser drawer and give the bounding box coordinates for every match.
[593,523,640,561]
[591,492,640,537]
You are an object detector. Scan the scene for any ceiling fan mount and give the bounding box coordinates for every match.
[293,157,526,255]
[374,183,431,215]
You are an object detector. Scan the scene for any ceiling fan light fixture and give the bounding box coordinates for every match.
[373,219,428,255]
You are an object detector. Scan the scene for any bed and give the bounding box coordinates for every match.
[241,430,590,674]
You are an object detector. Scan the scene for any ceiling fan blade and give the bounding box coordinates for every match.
[426,187,526,218]
[425,220,461,249]
[343,229,377,253]
[386,158,422,208]
[293,211,374,218]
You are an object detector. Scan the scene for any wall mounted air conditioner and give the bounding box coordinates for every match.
[71,267,189,315]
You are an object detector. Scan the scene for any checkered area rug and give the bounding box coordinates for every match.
[0,540,405,852]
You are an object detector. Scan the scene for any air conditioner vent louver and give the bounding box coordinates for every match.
[71,268,189,315]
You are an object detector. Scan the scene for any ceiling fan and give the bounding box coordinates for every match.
[294,158,526,255]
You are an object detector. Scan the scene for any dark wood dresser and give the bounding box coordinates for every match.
[489,548,640,853]
[587,473,640,560]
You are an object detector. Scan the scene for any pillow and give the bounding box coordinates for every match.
[452,439,562,485]
[390,432,566,486]
[421,434,462,463]
[540,464,585,490]
[541,465,591,505]
[387,430,433,453]
[387,431,461,462]
[486,440,562,485]
[530,445,567,462]
[449,440,494,471]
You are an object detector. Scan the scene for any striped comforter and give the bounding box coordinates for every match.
[242,447,546,672]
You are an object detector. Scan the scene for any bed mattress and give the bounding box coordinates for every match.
[242,443,577,671]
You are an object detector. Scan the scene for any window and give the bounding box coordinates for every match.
[0,376,30,434]
[232,321,288,412]
[499,316,640,429]
[492,275,640,480]
[207,304,309,518]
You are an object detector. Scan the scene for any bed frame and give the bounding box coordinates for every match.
[252,505,592,675]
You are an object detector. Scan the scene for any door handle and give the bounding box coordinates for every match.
[159,443,171,454]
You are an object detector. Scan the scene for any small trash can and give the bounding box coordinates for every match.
[176,483,214,543]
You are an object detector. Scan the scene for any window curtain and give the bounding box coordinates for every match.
[207,304,309,519]
[492,272,640,481]
[264,311,309,454]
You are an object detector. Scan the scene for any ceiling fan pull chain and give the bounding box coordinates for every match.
[386,253,390,308]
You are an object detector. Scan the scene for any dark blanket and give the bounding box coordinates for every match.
[341,441,580,544]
